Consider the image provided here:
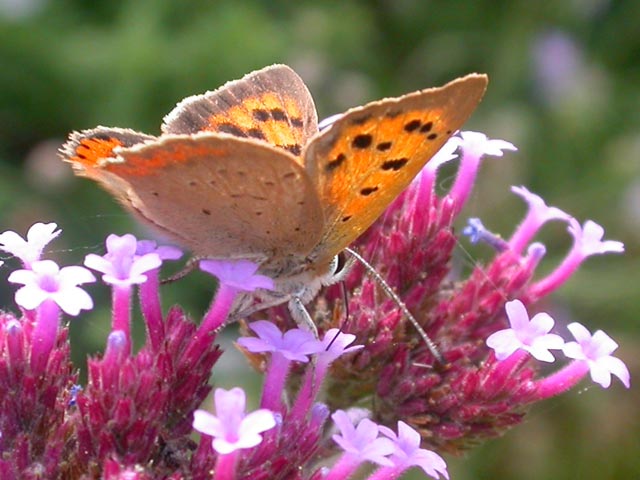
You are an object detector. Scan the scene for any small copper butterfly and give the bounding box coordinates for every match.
[60,65,487,328]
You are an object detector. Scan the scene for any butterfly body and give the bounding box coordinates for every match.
[61,65,487,327]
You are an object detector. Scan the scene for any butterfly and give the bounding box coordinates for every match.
[60,64,487,332]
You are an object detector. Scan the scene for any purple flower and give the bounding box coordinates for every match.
[568,219,625,257]
[237,321,323,362]
[449,131,517,211]
[199,259,274,292]
[531,219,624,298]
[458,130,517,159]
[379,421,449,479]
[135,239,183,260]
[509,186,571,254]
[562,323,630,389]
[0,222,61,267]
[192,387,276,454]
[423,135,461,174]
[486,300,565,362]
[462,217,508,251]
[318,329,364,365]
[84,233,161,286]
[331,410,395,466]
[8,259,95,315]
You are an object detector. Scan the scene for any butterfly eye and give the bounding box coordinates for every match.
[323,251,353,287]
[333,251,349,276]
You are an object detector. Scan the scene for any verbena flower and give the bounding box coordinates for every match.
[0,127,629,478]
[0,222,61,267]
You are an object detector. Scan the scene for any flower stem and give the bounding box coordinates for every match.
[139,268,163,350]
[200,284,238,336]
[30,299,60,374]
[534,360,590,400]
[260,352,291,412]
[112,285,132,354]
[215,451,238,480]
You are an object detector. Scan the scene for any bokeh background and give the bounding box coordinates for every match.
[0,1,638,479]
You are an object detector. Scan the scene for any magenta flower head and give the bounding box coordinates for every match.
[243,127,629,457]
[0,222,61,267]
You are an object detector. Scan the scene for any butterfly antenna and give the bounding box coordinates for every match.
[325,281,350,351]
[344,247,443,363]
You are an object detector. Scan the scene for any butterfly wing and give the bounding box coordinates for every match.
[62,133,324,261]
[60,126,156,172]
[304,73,488,265]
[162,64,318,160]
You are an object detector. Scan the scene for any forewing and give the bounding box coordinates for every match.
[304,73,488,264]
[162,64,318,160]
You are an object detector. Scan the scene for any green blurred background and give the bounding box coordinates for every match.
[0,1,638,479]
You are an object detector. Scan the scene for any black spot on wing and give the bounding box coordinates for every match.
[352,134,373,149]
[404,119,422,132]
[360,186,378,196]
[420,121,433,133]
[253,109,270,122]
[218,123,247,137]
[381,158,409,171]
[270,108,287,121]
[247,128,266,140]
[325,153,346,172]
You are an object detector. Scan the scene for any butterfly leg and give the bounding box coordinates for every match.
[288,296,319,338]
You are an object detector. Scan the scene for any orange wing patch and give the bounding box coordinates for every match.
[161,65,318,161]
[60,127,155,171]
[305,74,489,264]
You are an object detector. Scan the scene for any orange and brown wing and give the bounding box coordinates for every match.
[304,73,488,264]
[66,133,324,260]
[161,64,318,160]
[60,126,155,172]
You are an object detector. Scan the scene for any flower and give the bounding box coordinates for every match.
[568,219,625,257]
[0,222,61,267]
[509,186,571,254]
[458,130,518,158]
[199,259,274,292]
[562,323,630,388]
[449,131,517,212]
[84,233,161,286]
[237,320,323,362]
[135,239,183,260]
[331,410,395,466]
[192,387,276,454]
[530,219,624,298]
[486,299,565,362]
[379,421,449,479]
[8,259,95,315]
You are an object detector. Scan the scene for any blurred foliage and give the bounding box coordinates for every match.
[0,0,638,479]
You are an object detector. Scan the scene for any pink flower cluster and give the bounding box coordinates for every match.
[0,129,629,479]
